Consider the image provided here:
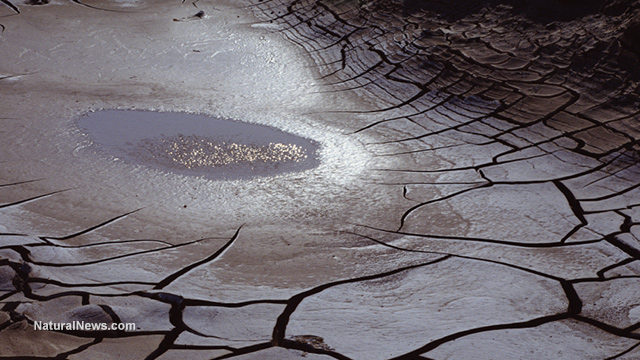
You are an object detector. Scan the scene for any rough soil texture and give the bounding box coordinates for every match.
[1,0,640,359]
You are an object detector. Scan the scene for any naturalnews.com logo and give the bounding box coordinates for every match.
[33,321,136,332]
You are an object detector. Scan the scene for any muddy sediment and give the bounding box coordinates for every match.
[1,0,640,359]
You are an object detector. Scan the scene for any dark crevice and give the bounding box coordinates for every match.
[182,298,288,308]
[43,208,142,241]
[144,328,182,360]
[596,258,637,279]
[209,342,273,359]
[574,315,640,340]
[0,189,73,209]
[153,225,242,290]
[1,0,640,357]
[351,231,567,282]
[605,341,640,360]
[389,313,570,359]
[271,256,452,346]
[70,0,127,12]
[0,179,42,188]
[54,337,103,359]
[0,0,19,14]
[14,236,217,267]
[604,233,640,260]
[280,338,353,359]
[349,226,604,249]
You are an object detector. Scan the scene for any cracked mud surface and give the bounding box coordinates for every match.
[1,0,640,358]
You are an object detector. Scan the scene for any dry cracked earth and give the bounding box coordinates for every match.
[1,0,640,359]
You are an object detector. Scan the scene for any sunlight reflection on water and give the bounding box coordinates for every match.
[77,109,320,180]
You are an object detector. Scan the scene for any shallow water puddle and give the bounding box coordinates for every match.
[77,110,319,179]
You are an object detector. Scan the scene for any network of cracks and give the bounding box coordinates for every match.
[1,0,640,359]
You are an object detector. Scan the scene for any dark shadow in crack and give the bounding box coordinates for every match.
[399,0,613,22]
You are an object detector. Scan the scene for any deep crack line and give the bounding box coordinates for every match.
[397,182,493,231]
[182,298,288,308]
[42,208,143,241]
[29,238,175,250]
[574,315,640,341]
[602,212,640,260]
[553,180,588,243]
[0,189,73,209]
[153,225,243,290]
[577,180,640,202]
[70,0,128,12]
[0,0,18,14]
[350,225,604,249]
[351,232,583,314]
[605,341,640,360]
[388,313,571,360]
[595,258,637,279]
[279,338,353,360]
[271,255,452,346]
[209,342,273,359]
[28,278,157,288]
[0,179,42,188]
[54,337,103,359]
[13,236,218,267]
[2,0,640,357]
